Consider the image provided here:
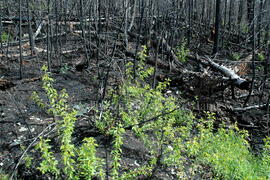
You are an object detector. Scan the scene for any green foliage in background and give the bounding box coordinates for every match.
[29,1,50,11]
[60,64,70,74]
[176,40,189,62]
[0,32,12,43]
[232,53,241,61]
[257,52,265,61]
[241,25,249,34]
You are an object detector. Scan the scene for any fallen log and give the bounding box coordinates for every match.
[158,38,249,90]
[202,56,250,90]
[117,26,250,91]
[233,104,269,111]
[0,32,66,51]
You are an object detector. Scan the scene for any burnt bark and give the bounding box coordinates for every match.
[213,0,221,54]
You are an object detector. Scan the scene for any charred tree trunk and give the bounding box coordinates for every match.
[0,5,3,51]
[128,0,137,31]
[213,0,221,54]
[228,0,234,32]
[201,0,206,31]
[47,0,51,71]
[27,0,35,55]
[124,0,129,49]
[187,0,192,46]
[257,0,263,47]
[80,0,90,68]
[54,0,59,56]
[133,0,145,80]
[19,0,23,79]
[237,0,244,43]
[244,0,256,106]
[247,0,254,40]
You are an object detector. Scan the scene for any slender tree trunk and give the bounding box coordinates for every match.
[244,0,256,106]
[263,0,270,46]
[237,0,243,43]
[263,1,270,80]
[134,0,145,80]
[64,0,68,42]
[213,0,221,54]
[80,0,89,66]
[19,0,23,79]
[208,0,213,27]
[201,0,206,31]
[54,0,59,56]
[220,0,227,49]
[153,37,161,88]
[194,0,197,22]
[0,4,3,50]
[59,0,63,50]
[47,0,51,71]
[223,0,227,30]
[104,0,109,55]
[147,0,154,49]
[124,0,129,49]
[247,0,254,26]
[98,0,102,33]
[128,0,137,31]
[88,3,92,57]
[228,0,234,32]
[247,0,254,41]
[187,0,192,46]
[257,0,263,47]
[96,0,101,79]
[27,0,35,55]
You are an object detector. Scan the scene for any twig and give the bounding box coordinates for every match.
[203,56,249,90]
[125,108,180,130]
[11,123,56,179]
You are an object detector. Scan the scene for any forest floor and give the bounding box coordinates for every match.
[0,32,269,179]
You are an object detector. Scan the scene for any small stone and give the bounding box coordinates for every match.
[134,160,140,167]
[19,126,28,132]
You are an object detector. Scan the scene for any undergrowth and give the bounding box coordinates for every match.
[28,46,270,179]
[31,66,105,179]
[0,32,13,43]
[187,112,270,179]
[0,169,10,180]
[176,40,189,62]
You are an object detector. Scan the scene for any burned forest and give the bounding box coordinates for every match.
[0,0,270,179]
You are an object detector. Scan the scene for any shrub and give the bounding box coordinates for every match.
[32,65,105,179]
[232,53,241,61]
[28,47,270,179]
[187,112,270,179]
[95,45,194,178]
[176,40,189,62]
[257,53,265,61]
[0,32,12,43]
